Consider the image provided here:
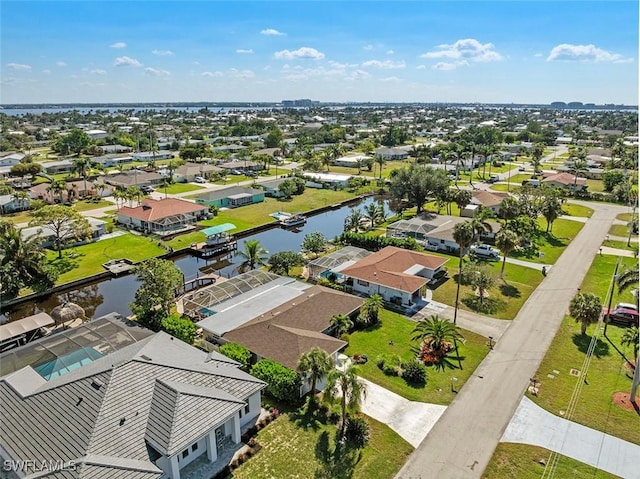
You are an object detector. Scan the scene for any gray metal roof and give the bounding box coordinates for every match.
[307,246,371,270]
[0,332,265,478]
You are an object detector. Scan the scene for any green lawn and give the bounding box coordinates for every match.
[490,183,521,193]
[505,174,533,184]
[431,260,544,320]
[231,412,413,479]
[483,443,619,479]
[161,183,205,194]
[344,310,490,404]
[609,224,636,238]
[0,210,32,224]
[47,233,167,284]
[511,217,584,264]
[602,239,638,252]
[562,203,594,218]
[529,254,639,445]
[616,213,633,222]
[73,199,114,212]
[586,179,605,193]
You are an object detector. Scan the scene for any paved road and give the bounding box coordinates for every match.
[395,200,627,479]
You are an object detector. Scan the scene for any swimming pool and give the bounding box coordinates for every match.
[33,347,104,380]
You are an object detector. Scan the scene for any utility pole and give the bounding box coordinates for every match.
[603,257,621,336]
[627,204,637,247]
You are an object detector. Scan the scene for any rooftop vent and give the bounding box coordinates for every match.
[119,417,126,426]
[91,379,103,390]
[140,355,152,361]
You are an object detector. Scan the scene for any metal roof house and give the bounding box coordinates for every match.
[0,314,266,479]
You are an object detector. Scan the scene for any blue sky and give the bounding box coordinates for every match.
[1,1,638,104]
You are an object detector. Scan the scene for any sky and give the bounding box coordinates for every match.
[1,1,638,105]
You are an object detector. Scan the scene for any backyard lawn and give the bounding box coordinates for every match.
[344,309,490,404]
[483,443,618,479]
[231,411,413,479]
[528,254,639,445]
[586,179,605,193]
[46,232,167,284]
[430,260,545,320]
[562,203,594,218]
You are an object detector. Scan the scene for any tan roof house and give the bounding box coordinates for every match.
[542,172,587,191]
[116,198,208,234]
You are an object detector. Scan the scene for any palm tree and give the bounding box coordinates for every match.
[569,292,602,335]
[46,179,66,204]
[495,228,519,278]
[531,143,545,172]
[569,148,588,192]
[236,239,268,272]
[322,150,332,172]
[499,196,521,223]
[363,203,384,229]
[297,347,334,397]
[411,314,463,351]
[344,208,365,233]
[324,364,366,435]
[10,189,29,211]
[540,193,564,234]
[468,207,494,243]
[360,294,384,326]
[375,154,385,181]
[621,326,639,363]
[617,266,639,294]
[452,221,475,325]
[72,157,93,198]
[330,313,353,336]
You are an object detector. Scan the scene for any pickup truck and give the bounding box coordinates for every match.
[470,244,500,260]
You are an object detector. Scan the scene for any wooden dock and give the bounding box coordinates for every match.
[188,240,237,258]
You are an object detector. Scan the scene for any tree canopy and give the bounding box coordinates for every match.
[29,205,92,258]
[389,165,450,213]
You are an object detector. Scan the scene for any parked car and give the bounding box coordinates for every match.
[194,176,207,183]
[603,305,639,326]
[230,169,243,175]
[518,166,526,172]
[140,185,154,194]
[470,244,500,260]
[487,175,499,183]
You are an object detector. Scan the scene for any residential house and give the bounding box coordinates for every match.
[92,154,134,168]
[100,144,134,154]
[41,159,74,174]
[339,246,448,306]
[0,313,265,479]
[194,186,265,209]
[0,152,25,167]
[85,129,108,140]
[20,217,107,247]
[174,163,222,183]
[131,151,175,162]
[218,160,262,173]
[333,155,370,168]
[542,172,587,191]
[0,194,30,214]
[307,246,372,280]
[189,271,363,395]
[116,198,209,234]
[374,147,409,160]
[470,190,510,215]
[255,177,289,198]
[105,170,164,189]
[302,172,352,189]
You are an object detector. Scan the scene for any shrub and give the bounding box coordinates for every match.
[250,359,301,403]
[344,416,370,449]
[376,355,386,369]
[219,342,252,371]
[161,314,197,344]
[402,361,427,385]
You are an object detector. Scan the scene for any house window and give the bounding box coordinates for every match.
[245,403,250,415]
[357,279,369,287]
[192,443,198,452]
[182,449,189,459]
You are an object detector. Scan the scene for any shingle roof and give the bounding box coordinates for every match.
[340,246,448,292]
[117,198,205,222]
[542,172,587,186]
[0,332,265,479]
[471,190,509,208]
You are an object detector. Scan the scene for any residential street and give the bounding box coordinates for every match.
[395,200,628,479]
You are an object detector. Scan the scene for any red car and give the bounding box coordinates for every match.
[603,306,639,326]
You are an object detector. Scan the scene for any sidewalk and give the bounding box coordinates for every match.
[501,397,640,479]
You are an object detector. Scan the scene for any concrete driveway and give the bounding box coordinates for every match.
[359,377,446,448]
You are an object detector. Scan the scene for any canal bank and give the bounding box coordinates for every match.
[1,194,382,321]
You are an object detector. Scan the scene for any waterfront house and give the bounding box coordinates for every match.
[116,198,209,234]
[0,314,265,479]
[20,217,107,247]
[194,186,264,209]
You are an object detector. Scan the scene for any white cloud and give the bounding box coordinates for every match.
[55,61,66,67]
[229,68,255,79]
[79,81,106,87]
[349,69,371,80]
[6,63,31,71]
[534,53,543,58]
[386,50,394,55]
[329,61,358,69]
[152,49,174,56]
[261,28,285,36]
[361,59,406,69]
[416,64,426,70]
[421,39,502,64]
[236,49,254,54]
[546,43,632,63]
[274,47,325,60]
[380,76,401,82]
[201,71,224,77]
[432,61,469,70]
[91,69,107,75]
[144,67,170,76]
[42,69,51,75]
[110,42,127,49]
[363,44,374,51]
[114,56,142,67]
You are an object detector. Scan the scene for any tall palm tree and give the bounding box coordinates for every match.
[297,347,334,397]
[72,157,93,198]
[495,228,519,278]
[621,326,639,363]
[363,203,383,229]
[236,239,268,272]
[499,196,522,223]
[569,292,602,335]
[330,313,353,336]
[468,207,494,243]
[411,314,463,351]
[569,148,588,192]
[452,221,475,326]
[375,154,385,181]
[531,143,545,172]
[360,294,384,326]
[324,364,366,435]
[540,194,564,233]
[46,179,66,204]
[344,208,365,233]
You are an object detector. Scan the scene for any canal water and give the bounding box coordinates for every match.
[2,196,388,322]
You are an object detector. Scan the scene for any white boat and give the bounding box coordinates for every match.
[280,213,306,227]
